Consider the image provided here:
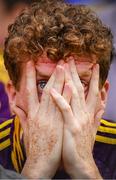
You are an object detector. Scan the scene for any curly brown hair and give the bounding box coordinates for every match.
[4,0,114,90]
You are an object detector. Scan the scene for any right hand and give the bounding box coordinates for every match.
[51,60,103,179]
[12,61,65,178]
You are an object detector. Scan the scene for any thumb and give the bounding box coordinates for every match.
[94,108,104,132]
[11,103,27,132]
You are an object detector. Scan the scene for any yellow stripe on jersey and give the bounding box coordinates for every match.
[11,116,24,172]
[96,135,116,144]
[0,139,11,151]
[98,125,116,135]
[0,128,10,139]
[100,119,116,127]
[0,119,13,129]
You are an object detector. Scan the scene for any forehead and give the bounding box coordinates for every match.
[35,55,97,78]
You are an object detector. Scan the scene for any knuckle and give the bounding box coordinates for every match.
[78,85,84,93]
[63,104,71,112]
[80,113,90,128]
[71,123,81,136]
[72,90,78,97]
[93,88,99,97]
[55,95,60,101]
[80,120,87,128]
[27,87,33,95]
[79,95,84,102]
[71,127,78,136]
[95,91,99,97]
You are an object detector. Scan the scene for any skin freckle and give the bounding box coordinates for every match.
[30,126,58,157]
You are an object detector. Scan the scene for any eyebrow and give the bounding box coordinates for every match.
[36,62,93,79]
[36,63,56,78]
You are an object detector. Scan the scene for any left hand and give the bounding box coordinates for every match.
[13,62,64,178]
[50,58,104,179]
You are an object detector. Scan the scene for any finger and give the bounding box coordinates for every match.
[68,57,86,109]
[63,83,72,104]
[64,63,77,96]
[41,65,64,111]
[47,65,65,120]
[26,61,39,117]
[53,65,64,93]
[92,108,104,143]
[50,88,74,125]
[86,64,99,115]
[39,67,56,113]
[94,108,104,129]
[64,63,73,85]
[64,63,81,116]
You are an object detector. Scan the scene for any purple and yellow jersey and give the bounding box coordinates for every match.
[0,50,11,118]
[0,116,26,173]
[93,119,116,179]
[0,116,116,179]
[0,82,11,119]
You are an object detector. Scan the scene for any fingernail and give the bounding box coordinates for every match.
[26,61,33,69]
[57,65,64,69]
[56,65,64,75]
[95,64,99,70]
[58,59,65,65]
[66,56,74,62]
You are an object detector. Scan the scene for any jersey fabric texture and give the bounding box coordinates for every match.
[0,116,116,179]
[0,165,24,179]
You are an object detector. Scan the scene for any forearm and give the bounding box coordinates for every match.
[21,157,55,179]
[69,159,102,179]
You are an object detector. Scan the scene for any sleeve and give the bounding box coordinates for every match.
[0,165,25,179]
[0,116,26,172]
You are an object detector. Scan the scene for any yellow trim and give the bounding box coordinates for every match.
[11,116,24,172]
[0,139,11,151]
[98,126,116,134]
[100,119,116,127]
[96,135,116,144]
[11,151,19,172]
[0,119,13,129]
[15,117,23,169]
[11,118,20,172]
[0,128,10,139]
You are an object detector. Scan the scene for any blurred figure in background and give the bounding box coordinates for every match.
[0,0,37,172]
[0,0,37,119]
[0,0,36,48]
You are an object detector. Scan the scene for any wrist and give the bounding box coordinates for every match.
[67,159,102,179]
[21,157,56,179]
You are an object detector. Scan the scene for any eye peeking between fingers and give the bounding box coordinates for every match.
[37,79,48,92]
